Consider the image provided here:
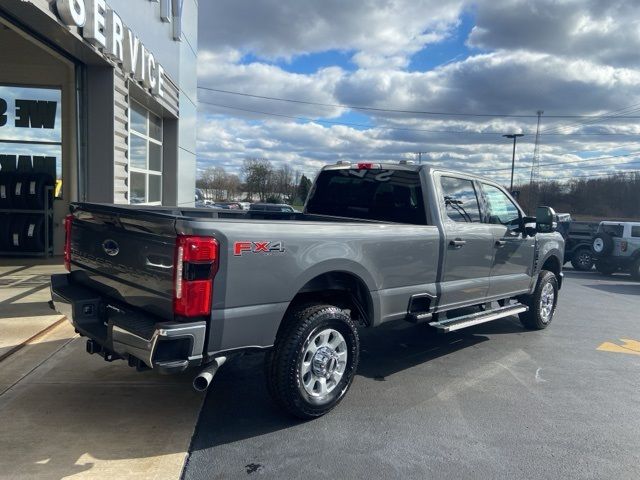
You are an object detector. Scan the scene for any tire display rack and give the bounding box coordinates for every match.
[0,185,54,258]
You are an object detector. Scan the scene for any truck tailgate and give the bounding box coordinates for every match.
[69,204,177,321]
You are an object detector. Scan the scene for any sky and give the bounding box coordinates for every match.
[196,0,640,186]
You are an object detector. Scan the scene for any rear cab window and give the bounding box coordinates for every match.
[305,168,426,224]
[630,226,640,238]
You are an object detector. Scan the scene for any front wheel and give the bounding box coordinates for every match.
[519,270,559,330]
[265,304,360,419]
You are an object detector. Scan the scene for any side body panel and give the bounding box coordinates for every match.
[176,218,441,354]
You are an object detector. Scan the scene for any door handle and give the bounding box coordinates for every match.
[495,240,507,247]
[449,239,466,248]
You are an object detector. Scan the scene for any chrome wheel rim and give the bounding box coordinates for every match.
[540,282,555,323]
[300,328,347,397]
[593,238,604,253]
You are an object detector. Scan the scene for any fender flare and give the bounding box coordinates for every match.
[288,259,381,326]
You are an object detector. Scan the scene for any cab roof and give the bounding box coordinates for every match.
[322,161,496,183]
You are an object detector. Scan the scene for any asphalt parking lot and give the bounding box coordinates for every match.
[183,269,640,479]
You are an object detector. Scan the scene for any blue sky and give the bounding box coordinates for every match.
[196,0,640,183]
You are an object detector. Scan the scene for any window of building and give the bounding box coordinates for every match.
[440,176,481,223]
[129,100,162,204]
[481,183,520,225]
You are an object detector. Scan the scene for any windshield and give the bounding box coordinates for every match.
[306,169,426,224]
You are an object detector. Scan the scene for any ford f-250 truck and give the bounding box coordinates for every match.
[50,162,564,419]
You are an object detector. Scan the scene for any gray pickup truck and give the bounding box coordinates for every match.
[50,162,564,418]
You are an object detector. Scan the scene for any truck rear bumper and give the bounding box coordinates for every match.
[50,273,206,374]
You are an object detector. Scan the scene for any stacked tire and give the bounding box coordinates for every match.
[0,168,54,254]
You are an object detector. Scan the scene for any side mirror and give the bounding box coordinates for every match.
[536,206,557,233]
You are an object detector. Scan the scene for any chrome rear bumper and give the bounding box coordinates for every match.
[50,273,206,374]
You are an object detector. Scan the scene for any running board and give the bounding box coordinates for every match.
[429,304,528,333]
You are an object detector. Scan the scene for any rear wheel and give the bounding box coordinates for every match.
[595,260,616,276]
[570,247,594,271]
[265,303,359,419]
[519,270,558,330]
[631,258,640,281]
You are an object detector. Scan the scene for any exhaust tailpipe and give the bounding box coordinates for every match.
[193,356,227,392]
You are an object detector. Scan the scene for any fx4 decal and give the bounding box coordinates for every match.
[234,241,285,256]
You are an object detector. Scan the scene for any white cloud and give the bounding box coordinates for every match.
[468,0,640,67]
[196,0,640,185]
[199,0,465,67]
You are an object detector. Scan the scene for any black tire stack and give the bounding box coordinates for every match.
[0,155,55,255]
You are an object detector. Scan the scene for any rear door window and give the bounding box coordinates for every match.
[630,226,640,238]
[440,176,481,223]
[306,169,426,224]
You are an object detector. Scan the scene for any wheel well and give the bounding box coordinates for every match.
[285,271,373,328]
[542,255,561,282]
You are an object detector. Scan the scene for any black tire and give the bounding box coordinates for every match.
[595,260,616,276]
[0,172,13,209]
[26,173,54,210]
[519,270,559,330]
[23,214,45,252]
[592,233,613,255]
[265,303,359,419]
[0,213,10,250]
[8,214,28,251]
[11,173,30,209]
[570,247,594,271]
[631,258,640,281]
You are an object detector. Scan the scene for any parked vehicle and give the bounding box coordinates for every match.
[249,202,296,213]
[50,162,564,419]
[217,202,242,209]
[591,221,640,279]
[557,218,599,271]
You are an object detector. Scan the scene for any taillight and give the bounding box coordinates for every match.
[173,235,219,318]
[357,162,374,169]
[621,240,628,252]
[63,214,73,272]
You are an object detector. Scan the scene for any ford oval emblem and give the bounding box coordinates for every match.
[102,239,120,256]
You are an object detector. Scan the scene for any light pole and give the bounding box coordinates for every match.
[503,133,524,192]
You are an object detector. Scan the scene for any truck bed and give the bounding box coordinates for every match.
[76,202,388,224]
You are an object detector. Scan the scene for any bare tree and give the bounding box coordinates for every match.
[242,158,273,202]
[225,173,241,200]
[514,172,640,220]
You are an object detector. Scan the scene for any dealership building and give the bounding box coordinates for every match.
[0,0,198,255]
